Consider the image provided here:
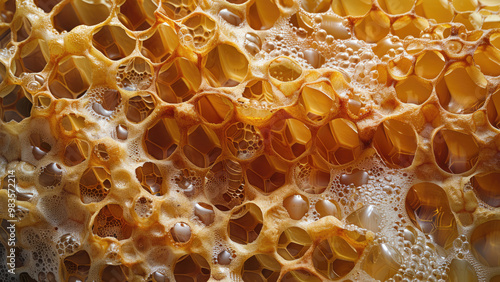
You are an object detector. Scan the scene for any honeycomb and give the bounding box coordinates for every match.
[1,0,500,281]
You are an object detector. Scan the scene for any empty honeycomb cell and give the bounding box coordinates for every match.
[377,0,415,14]
[160,0,197,20]
[170,222,191,243]
[246,155,288,194]
[228,203,263,244]
[18,39,50,73]
[173,253,211,282]
[312,236,359,280]
[241,254,281,282]
[117,57,154,91]
[277,227,312,260]
[183,124,222,168]
[195,94,233,124]
[354,11,391,43]
[141,23,179,63]
[52,0,111,32]
[301,0,332,13]
[34,0,62,13]
[330,0,371,17]
[453,0,479,12]
[118,0,157,31]
[471,172,500,207]
[415,0,455,23]
[395,75,433,104]
[39,163,63,187]
[92,25,136,61]
[242,79,274,102]
[433,128,479,174]
[270,119,311,161]
[92,88,122,118]
[135,162,163,196]
[295,154,330,194]
[49,56,92,99]
[63,250,91,282]
[471,220,500,267]
[0,85,32,122]
[12,17,32,43]
[226,122,263,160]
[299,81,337,122]
[61,113,86,131]
[316,118,363,165]
[392,16,429,39]
[474,45,500,76]
[0,0,15,22]
[144,118,181,160]
[156,57,202,103]
[247,0,280,30]
[194,202,215,225]
[388,56,413,80]
[205,159,244,211]
[405,182,458,248]
[415,50,446,79]
[204,44,249,87]
[30,132,52,160]
[182,13,216,50]
[268,57,302,82]
[64,138,90,166]
[315,199,341,218]
[282,270,322,282]
[436,63,488,114]
[219,8,243,27]
[126,92,156,123]
[0,26,11,49]
[362,243,402,281]
[79,166,112,203]
[101,265,128,282]
[92,205,133,240]
[284,194,309,220]
[373,119,417,168]
[447,259,479,282]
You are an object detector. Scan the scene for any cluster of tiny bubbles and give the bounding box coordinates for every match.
[55,233,80,255]
[452,234,470,259]
[171,168,202,197]
[21,228,59,281]
[127,139,142,162]
[85,87,123,121]
[213,241,234,266]
[25,74,45,92]
[135,196,154,218]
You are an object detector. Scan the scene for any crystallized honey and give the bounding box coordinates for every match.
[0,0,500,281]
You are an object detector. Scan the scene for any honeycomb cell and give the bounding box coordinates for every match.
[246,155,287,194]
[0,0,15,22]
[116,57,153,91]
[354,11,391,43]
[0,85,32,122]
[268,57,302,82]
[452,0,479,12]
[405,182,458,248]
[92,88,122,118]
[283,194,309,220]
[471,220,500,267]
[313,236,359,280]
[270,119,311,161]
[436,64,488,114]
[295,154,330,194]
[135,162,163,196]
[362,243,402,281]
[474,45,500,76]
[173,253,211,282]
[118,0,157,31]
[316,118,363,165]
[373,119,418,168]
[92,205,133,240]
[228,203,263,244]
[194,202,215,225]
[170,222,191,243]
[79,166,112,204]
[277,227,312,260]
[487,88,500,128]
[315,199,341,218]
[61,114,86,131]
[64,139,90,166]
[282,270,321,282]
[299,82,337,122]
[205,159,244,211]
[392,16,429,39]
[34,0,61,13]
[346,205,381,232]
[39,163,63,187]
[92,25,135,61]
[395,75,433,104]
[126,92,155,123]
[204,44,248,87]
[433,129,479,174]
[247,0,280,30]
[330,0,371,17]
[30,132,51,160]
[52,0,111,32]
[301,0,331,13]
[195,94,233,124]
[241,254,281,282]
[156,57,202,103]
[182,13,217,50]
[447,259,478,282]
[144,118,181,160]
[415,50,446,79]
[101,265,128,282]
[49,56,92,99]
[0,28,9,49]
[183,124,221,168]
[63,250,91,282]
[472,172,500,207]
[377,0,415,14]
[142,23,179,63]
[18,39,50,73]
[160,0,197,20]
[415,0,455,23]
[12,17,32,42]
[226,122,263,160]
[388,56,413,80]
[242,79,274,102]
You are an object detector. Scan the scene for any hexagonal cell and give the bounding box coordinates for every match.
[474,45,500,76]
[126,92,156,123]
[316,118,363,165]
[470,220,500,267]
[135,162,163,196]
[395,75,433,104]
[79,166,112,204]
[242,79,274,103]
[101,265,128,282]
[195,94,233,124]
[12,17,32,43]
[39,163,63,188]
[346,205,381,232]
[436,64,488,114]
[487,88,500,128]
[141,23,178,63]
[362,243,402,281]
[283,194,309,220]
[92,88,122,118]
[49,56,92,99]
[281,270,321,282]
[415,50,446,79]
[64,138,90,166]
[205,159,244,211]
[392,16,429,39]
[0,85,32,123]
[405,182,458,248]
[247,0,279,30]
[268,57,302,82]
[241,254,281,282]
[173,253,211,282]
[315,199,341,218]
[204,44,248,87]
[144,118,181,160]
[228,203,263,244]
[415,0,454,23]
[471,172,500,207]
[194,202,215,226]
[299,82,337,122]
[447,259,478,282]
[226,122,264,160]
[270,119,311,161]
[433,129,479,174]
[377,0,414,14]
[354,11,390,43]
[246,155,288,194]
[331,0,371,17]
[277,227,312,260]
[52,0,111,32]
[116,57,153,91]
[373,119,417,168]
[63,250,91,282]
[312,236,359,280]
[18,39,50,74]
[295,154,330,194]
[388,56,413,80]
[159,0,197,20]
[183,124,222,168]
[34,0,61,13]
[118,0,157,31]
[182,13,217,50]
[29,132,52,160]
[156,57,201,103]
[92,204,133,240]
[170,222,191,243]
[92,25,135,61]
